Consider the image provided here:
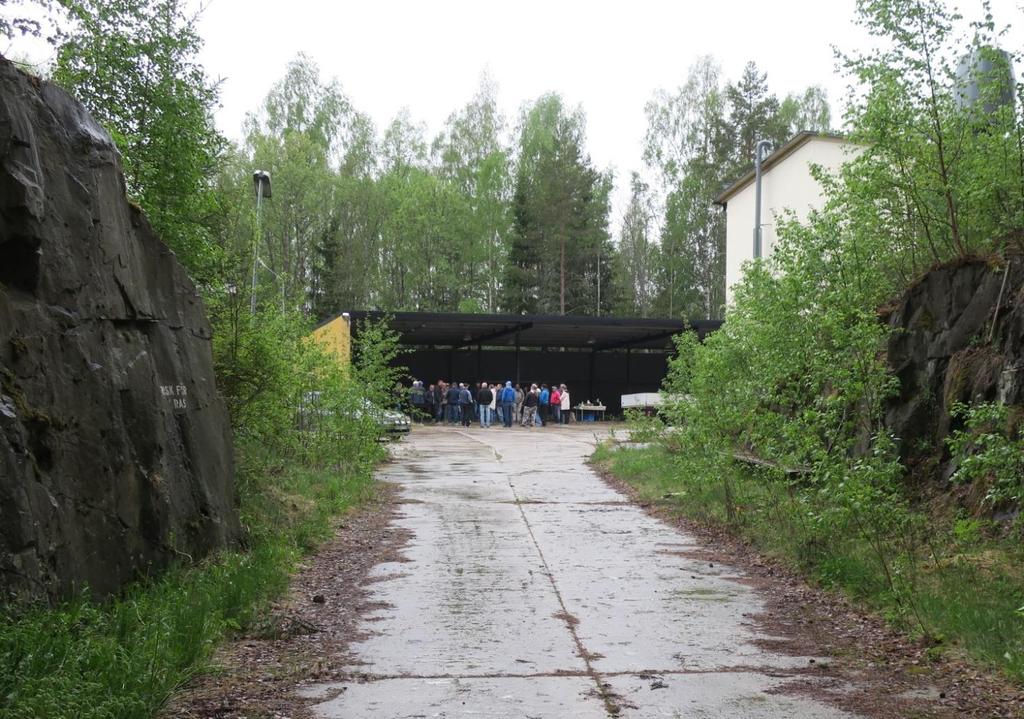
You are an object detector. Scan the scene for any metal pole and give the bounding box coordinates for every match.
[626,347,631,394]
[514,333,521,385]
[588,349,595,405]
[250,180,263,314]
[596,248,601,316]
[753,139,772,260]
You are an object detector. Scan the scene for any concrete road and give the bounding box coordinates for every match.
[302,425,858,718]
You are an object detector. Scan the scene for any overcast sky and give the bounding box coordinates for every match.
[9,0,1024,222]
[190,0,1022,219]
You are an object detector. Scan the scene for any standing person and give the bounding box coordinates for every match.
[559,384,571,424]
[434,382,445,423]
[425,384,437,423]
[491,383,499,428]
[459,383,474,427]
[521,384,539,427]
[477,383,493,428]
[514,384,524,425]
[492,381,502,426]
[538,384,550,426]
[446,383,462,425]
[472,381,482,423]
[493,384,501,425]
[549,385,562,425]
[500,381,515,428]
[409,381,426,422]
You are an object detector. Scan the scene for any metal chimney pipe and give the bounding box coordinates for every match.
[753,140,773,259]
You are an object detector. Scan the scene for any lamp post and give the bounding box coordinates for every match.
[752,140,772,259]
[250,170,272,314]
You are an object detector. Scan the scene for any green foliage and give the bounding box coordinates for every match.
[218,60,519,318]
[433,74,513,313]
[947,402,1024,505]
[51,0,224,281]
[953,516,987,545]
[839,0,1024,272]
[623,409,665,443]
[375,164,475,310]
[602,443,1024,682]
[618,0,1024,682]
[911,560,1024,679]
[228,54,376,314]
[616,172,660,317]
[350,316,408,413]
[643,57,729,319]
[724,61,785,170]
[777,86,832,138]
[207,280,404,461]
[643,58,831,320]
[504,93,617,316]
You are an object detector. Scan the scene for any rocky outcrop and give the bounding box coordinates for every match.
[0,57,239,601]
[882,255,1024,486]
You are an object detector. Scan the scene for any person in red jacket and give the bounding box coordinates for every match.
[549,385,561,425]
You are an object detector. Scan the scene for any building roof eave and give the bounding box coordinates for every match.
[713,131,847,207]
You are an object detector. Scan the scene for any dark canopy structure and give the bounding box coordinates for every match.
[334,311,722,415]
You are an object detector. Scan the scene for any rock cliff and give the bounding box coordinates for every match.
[882,255,1024,491]
[0,57,239,601]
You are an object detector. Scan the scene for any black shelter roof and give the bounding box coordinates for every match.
[328,311,722,351]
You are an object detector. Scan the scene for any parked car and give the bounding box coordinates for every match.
[360,399,411,435]
[298,393,411,437]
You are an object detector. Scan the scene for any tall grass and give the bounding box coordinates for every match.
[596,444,1024,683]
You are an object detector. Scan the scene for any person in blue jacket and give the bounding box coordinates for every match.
[446,383,462,424]
[499,381,516,428]
[538,384,550,426]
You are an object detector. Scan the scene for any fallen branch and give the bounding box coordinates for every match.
[731,451,811,477]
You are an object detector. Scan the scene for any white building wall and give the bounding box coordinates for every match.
[724,137,852,306]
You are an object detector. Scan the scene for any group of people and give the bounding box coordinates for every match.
[407,381,572,428]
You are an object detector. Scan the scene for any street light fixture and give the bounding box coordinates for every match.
[250,170,272,314]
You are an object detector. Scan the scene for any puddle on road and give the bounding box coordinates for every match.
[670,587,737,602]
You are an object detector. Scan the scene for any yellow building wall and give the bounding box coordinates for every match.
[311,315,352,369]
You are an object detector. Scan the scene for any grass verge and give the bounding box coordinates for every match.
[594,442,1024,684]
[0,445,380,719]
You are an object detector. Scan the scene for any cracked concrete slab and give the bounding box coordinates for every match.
[305,426,861,718]
[308,675,609,718]
[606,672,854,718]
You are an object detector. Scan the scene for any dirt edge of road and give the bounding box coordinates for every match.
[592,454,1024,719]
[159,482,410,719]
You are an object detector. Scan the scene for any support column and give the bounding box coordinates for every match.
[514,334,521,384]
[626,347,632,394]
[588,350,596,404]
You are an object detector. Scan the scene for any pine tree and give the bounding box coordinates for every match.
[503,94,614,315]
[725,61,783,173]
